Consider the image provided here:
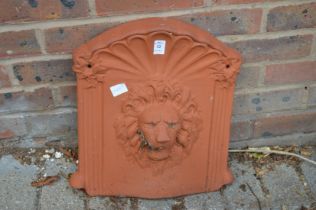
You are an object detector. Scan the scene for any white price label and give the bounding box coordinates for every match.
[110,83,128,97]
[153,40,166,55]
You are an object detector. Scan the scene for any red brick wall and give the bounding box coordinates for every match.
[0,0,315,148]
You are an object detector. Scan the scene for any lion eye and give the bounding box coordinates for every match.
[167,122,178,128]
[146,122,157,127]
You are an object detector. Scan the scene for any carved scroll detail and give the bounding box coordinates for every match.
[73,31,241,88]
[114,80,202,170]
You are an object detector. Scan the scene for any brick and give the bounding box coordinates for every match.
[231,120,253,141]
[229,35,313,63]
[254,111,316,138]
[54,85,77,107]
[233,88,305,114]
[267,3,316,32]
[214,0,280,4]
[178,9,262,36]
[265,61,316,85]
[236,66,260,89]
[0,66,11,88]
[0,87,53,113]
[0,116,27,139]
[95,0,203,16]
[0,0,89,23]
[45,23,114,53]
[13,59,75,85]
[26,111,76,137]
[0,30,41,58]
[308,86,316,107]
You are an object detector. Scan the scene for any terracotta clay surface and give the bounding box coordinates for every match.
[70,17,241,198]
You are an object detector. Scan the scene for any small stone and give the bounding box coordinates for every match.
[6,50,13,55]
[43,154,50,159]
[54,152,63,159]
[29,148,36,154]
[45,148,55,154]
[31,157,36,164]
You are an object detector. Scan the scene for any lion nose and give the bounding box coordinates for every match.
[156,126,171,143]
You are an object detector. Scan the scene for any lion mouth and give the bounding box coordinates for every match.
[148,145,165,151]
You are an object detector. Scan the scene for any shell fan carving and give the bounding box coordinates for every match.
[73,31,241,88]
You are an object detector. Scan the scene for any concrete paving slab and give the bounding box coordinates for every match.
[88,196,132,210]
[262,164,311,209]
[1,146,315,210]
[301,162,316,199]
[138,198,175,210]
[223,160,269,209]
[300,147,316,200]
[43,157,76,176]
[0,155,38,210]
[184,192,225,210]
[39,178,85,210]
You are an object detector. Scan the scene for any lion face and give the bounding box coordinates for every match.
[114,80,201,169]
[138,102,181,161]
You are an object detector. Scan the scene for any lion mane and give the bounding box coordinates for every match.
[114,80,201,168]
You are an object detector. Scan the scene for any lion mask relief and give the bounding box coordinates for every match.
[114,80,202,169]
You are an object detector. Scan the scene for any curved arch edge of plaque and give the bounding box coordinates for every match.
[70,17,242,198]
[73,17,241,89]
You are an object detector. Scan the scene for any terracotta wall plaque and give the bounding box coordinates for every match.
[70,18,241,198]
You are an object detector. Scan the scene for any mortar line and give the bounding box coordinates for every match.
[242,56,316,67]
[218,28,316,42]
[305,86,312,109]
[0,54,72,65]
[233,106,309,119]
[0,29,315,65]
[229,132,316,149]
[259,7,269,33]
[0,107,77,118]
[234,83,308,95]
[5,64,20,86]
[87,0,97,17]
[0,81,76,93]
[204,0,214,7]
[301,85,310,110]
[51,86,62,108]
[310,33,316,56]
[0,74,308,95]
[232,107,316,122]
[0,0,314,33]
[309,84,316,88]
[256,64,266,88]
[35,29,47,55]
[0,60,314,94]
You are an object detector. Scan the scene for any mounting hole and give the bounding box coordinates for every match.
[226,64,230,68]
[87,64,92,68]
[304,86,308,90]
